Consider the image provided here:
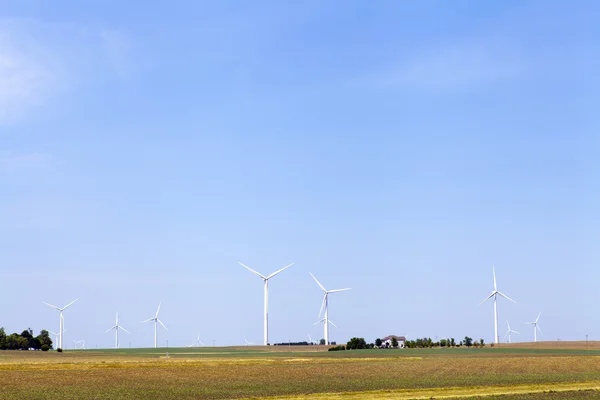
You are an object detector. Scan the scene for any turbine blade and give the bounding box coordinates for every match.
[497,291,516,303]
[238,262,267,280]
[318,293,327,318]
[42,301,60,310]
[535,312,541,323]
[309,272,326,291]
[513,330,520,335]
[493,266,497,291]
[504,331,510,338]
[328,320,338,328]
[62,298,79,310]
[313,318,325,325]
[536,325,542,335]
[266,263,293,280]
[155,302,161,318]
[157,318,168,331]
[140,318,154,323]
[328,288,351,293]
[479,292,495,305]
[507,321,511,330]
[105,326,115,333]
[119,326,131,335]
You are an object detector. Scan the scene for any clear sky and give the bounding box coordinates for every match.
[1,1,598,348]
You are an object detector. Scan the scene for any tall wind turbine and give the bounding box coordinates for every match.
[141,302,168,348]
[310,272,351,345]
[43,298,78,350]
[480,267,515,344]
[105,312,130,349]
[238,262,293,345]
[49,329,68,349]
[527,313,542,342]
[504,321,520,343]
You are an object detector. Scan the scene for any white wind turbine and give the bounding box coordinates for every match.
[504,321,520,343]
[43,298,78,350]
[105,312,130,349]
[310,272,351,345]
[73,340,85,349]
[238,262,293,345]
[527,313,543,342]
[188,334,203,347]
[480,267,515,344]
[244,336,254,346]
[49,329,68,349]
[141,302,168,348]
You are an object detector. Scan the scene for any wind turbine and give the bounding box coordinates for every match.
[504,321,520,343]
[105,312,130,349]
[238,261,293,345]
[480,267,515,344]
[141,302,168,348]
[527,313,543,342]
[49,329,68,349]
[188,334,203,347]
[244,336,254,346]
[310,272,351,345]
[73,340,85,349]
[308,334,313,345]
[42,298,78,350]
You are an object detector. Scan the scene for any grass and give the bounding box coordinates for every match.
[1,344,600,399]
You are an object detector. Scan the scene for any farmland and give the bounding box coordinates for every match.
[1,344,600,399]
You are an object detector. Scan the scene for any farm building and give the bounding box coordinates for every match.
[381,335,406,348]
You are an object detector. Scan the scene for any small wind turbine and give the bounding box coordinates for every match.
[527,313,543,342]
[308,334,313,345]
[187,334,203,347]
[310,272,351,345]
[504,320,520,343]
[49,329,68,349]
[105,312,130,349]
[480,267,515,344]
[238,261,293,346]
[43,298,78,350]
[73,340,85,349]
[244,337,254,346]
[141,302,168,348]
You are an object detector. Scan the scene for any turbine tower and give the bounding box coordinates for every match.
[504,321,520,343]
[105,312,130,349]
[43,298,78,350]
[141,302,168,348]
[310,272,351,345]
[527,313,542,342]
[480,267,515,344]
[238,262,293,345]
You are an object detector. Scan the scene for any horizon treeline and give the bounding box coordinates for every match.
[0,327,53,351]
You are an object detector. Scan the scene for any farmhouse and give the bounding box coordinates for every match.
[381,335,406,348]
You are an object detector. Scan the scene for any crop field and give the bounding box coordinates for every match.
[1,343,600,399]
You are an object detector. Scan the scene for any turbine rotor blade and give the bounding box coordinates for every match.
[497,291,516,303]
[155,302,161,318]
[513,330,520,335]
[328,288,351,293]
[157,319,168,331]
[309,272,327,292]
[140,318,154,323]
[266,263,294,280]
[119,326,131,334]
[313,318,325,325]
[238,262,267,280]
[493,266,497,291]
[535,312,541,323]
[536,325,542,335]
[42,301,60,310]
[105,327,115,333]
[318,293,327,318]
[479,292,495,305]
[328,320,338,328]
[63,298,79,310]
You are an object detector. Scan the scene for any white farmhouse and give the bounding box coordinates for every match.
[381,335,406,348]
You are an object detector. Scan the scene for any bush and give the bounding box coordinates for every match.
[328,345,345,351]
[57,348,63,352]
[41,344,50,351]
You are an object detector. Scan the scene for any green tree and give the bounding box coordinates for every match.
[391,337,398,348]
[346,337,368,350]
[450,338,456,347]
[319,338,326,345]
[464,336,473,347]
[375,338,382,348]
[479,338,485,347]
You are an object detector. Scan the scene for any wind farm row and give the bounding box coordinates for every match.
[44,263,548,350]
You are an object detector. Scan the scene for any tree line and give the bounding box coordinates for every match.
[0,328,53,351]
[328,336,487,351]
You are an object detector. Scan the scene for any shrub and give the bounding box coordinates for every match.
[57,348,63,352]
[41,344,50,351]
[328,345,345,351]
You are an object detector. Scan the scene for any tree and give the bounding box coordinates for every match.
[450,338,456,347]
[319,339,326,345]
[375,338,382,348]
[464,336,473,347]
[391,337,398,348]
[346,337,368,350]
[479,338,485,347]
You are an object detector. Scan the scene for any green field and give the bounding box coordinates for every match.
[1,345,600,399]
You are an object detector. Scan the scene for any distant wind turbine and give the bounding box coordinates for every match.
[73,340,85,349]
[43,298,78,350]
[48,329,68,349]
[105,312,130,349]
[238,262,293,345]
[308,334,313,345]
[310,272,351,345]
[244,336,254,346]
[480,267,515,344]
[527,313,543,342]
[141,302,168,348]
[187,334,203,347]
[504,321,520,343]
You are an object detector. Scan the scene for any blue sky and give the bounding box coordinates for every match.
[1,0,598,348]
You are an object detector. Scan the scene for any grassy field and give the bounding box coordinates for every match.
[1,343,600,399]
